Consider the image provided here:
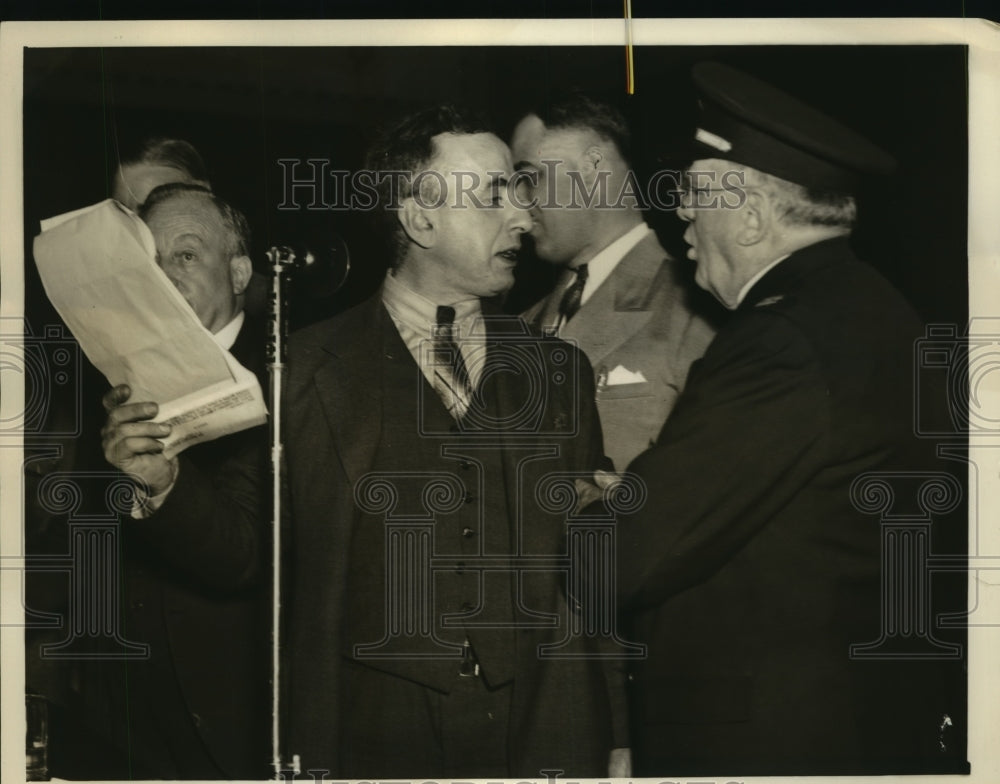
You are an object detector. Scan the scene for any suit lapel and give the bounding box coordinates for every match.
[560,232,665,366]
[312,297,385,486]
[524,268,573,335]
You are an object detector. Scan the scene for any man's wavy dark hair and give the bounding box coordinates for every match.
[532,90,633,165]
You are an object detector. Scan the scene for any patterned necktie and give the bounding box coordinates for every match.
[559,263,589,324]
[433,305,473,417]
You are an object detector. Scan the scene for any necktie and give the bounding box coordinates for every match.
[558,263,589,324]
[433,305,473,417]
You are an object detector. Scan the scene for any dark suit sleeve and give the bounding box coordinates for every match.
[131,424,268,593]
[615,310,830,610]
[574,348,612,474]
[563,345,631,750]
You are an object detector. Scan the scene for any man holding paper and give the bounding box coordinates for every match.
[95,183,270,778]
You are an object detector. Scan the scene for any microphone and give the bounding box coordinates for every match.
[266,233,350,299]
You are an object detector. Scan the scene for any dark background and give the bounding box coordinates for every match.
[23,44,968,331]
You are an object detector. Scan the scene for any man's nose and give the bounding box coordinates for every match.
[507,200,533,233]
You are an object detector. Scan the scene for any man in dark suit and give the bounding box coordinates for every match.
[584,63,966,776]
[512,94,718,470]
[282,106,625,778]
[97,183,269,778]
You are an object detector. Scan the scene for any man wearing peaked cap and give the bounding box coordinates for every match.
[585,63,966,775]
[691,61,897,192]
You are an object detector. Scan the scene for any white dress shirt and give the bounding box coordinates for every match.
[381,271,487,419]
[553,222,650,334]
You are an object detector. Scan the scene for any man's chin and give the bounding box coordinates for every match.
[534,244,571,266]
[483,272,516,299]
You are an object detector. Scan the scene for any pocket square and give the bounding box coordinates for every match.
[606,365,647,386]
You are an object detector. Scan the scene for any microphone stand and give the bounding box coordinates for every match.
[266,238,348,778]
[266,246,299,779]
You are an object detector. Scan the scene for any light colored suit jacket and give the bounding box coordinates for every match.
[524,231,719,470]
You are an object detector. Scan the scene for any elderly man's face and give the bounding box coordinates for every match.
[417,131,531,300]
[143,191,245,333]
[676,159,749,309]
[510,114,598,265]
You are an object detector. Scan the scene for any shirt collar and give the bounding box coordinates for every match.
[567,222,650,302]
[382,271,481,337]
[212,310,245,350]
[735,253,790,308]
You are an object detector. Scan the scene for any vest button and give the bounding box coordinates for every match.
[455,562,465,574]
[461,527,475,538]
[460,602,474,612]
[460,460,472,470]
[463,494,474,504]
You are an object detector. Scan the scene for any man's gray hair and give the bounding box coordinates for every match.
[750,170,857,230]
[139,182,251,259]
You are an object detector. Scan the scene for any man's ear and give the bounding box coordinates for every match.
[397,196,435,249]
[229,255,253,295]
[737,189,771,246]
[583,145,605,171]
[580,145,606,186]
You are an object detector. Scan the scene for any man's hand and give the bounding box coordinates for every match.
[573,469,620,515]
[101,384,178,497]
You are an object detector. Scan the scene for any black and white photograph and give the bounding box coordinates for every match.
[2,15,998,784]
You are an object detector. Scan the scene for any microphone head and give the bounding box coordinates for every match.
[294,234,350,299]
[265,233,351,299]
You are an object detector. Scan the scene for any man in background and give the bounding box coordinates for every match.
[512,93,718,470]
[111,137,210,211]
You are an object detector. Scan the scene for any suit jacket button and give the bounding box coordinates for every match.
[462,527,475,538]
[460,602,474,612]
[455,562,465,575]
[463,493,474,504]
